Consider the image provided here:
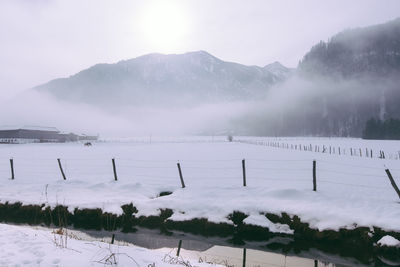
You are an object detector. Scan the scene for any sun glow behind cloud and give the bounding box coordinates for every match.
[138,1,191,52]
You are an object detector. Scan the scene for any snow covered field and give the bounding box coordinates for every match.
[0,136,399,233]
[0,223,217,267]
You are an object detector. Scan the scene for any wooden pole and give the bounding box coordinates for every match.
[313,160,317,191]
[177,240,182,256]
[111,233,115,244]
[57,158,66,180]
[10,158,14,180]
[177,163,185,188]
[242,159,247,187]
[242,248,246,267]
[112,158,118,181]
[385,169,400,200]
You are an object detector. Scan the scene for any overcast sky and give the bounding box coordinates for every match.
[1,0,400,97]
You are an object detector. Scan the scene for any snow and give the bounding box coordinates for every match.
[0,223,217,267]
[377,235,400,247]
[0,136,399,233]
[243,214,293,234]
[0,125,59,132]
[263,61,293,80]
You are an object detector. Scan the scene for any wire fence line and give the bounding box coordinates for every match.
[235,139,400,161]
[1,156,399,199]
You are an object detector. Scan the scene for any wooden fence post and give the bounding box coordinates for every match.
[177,240,182,256]
[177,163,185,188]
[313,160,317,191]
[111,233,115,244]
[112,158,118,181]
[242,159,247,187]
[57,158,66,180]
[242,248,246,267]
[10,158,14,180]
[385,169,400,200]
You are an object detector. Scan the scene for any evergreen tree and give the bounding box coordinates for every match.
[363,117,400,139]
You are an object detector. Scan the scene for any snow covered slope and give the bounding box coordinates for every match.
[34,51,292,107]
[0,223,217,267]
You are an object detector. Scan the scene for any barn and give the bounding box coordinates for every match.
[0,126,96,144]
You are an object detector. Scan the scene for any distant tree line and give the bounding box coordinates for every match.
[362,118,400,140]
[298,18,400,78]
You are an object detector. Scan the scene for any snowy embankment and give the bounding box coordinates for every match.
[0,223,216,266]
[0,137,399,233]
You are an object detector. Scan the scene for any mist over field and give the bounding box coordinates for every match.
[2,71,398,138]
[1,3,400,138]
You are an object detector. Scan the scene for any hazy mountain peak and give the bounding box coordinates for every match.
[263,61,293,80]
[264,61,284,68]
[35,51,292,108]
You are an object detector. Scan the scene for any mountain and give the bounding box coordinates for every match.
[259,18,400,137]
[35,51,292,107]
[298,18,400,78]
[264,61,294,80]
[31,19,400,137]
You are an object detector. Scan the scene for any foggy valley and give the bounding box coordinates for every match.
[1,1,400,266]
[2,18,400,138]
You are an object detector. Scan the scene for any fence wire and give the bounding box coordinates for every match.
[0,156,398,197]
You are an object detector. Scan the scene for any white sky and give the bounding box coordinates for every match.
[1,0,400,97]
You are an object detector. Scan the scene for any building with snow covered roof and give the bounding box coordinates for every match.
[0,126,97,144]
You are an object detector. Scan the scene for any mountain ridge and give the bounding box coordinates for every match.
[298,17,400,78]
[36,51,292,107]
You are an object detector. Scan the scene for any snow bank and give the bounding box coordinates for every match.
[243,214,293,234]
[0,223,217,267]
[377,235,400,247]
